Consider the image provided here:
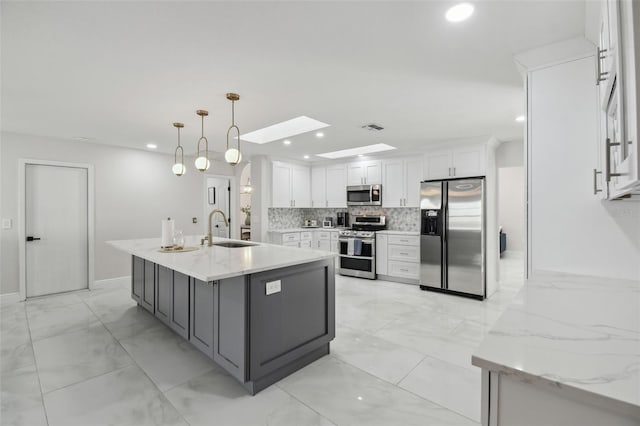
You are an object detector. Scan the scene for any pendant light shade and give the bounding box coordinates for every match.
[195,109,210,172]
[225,93,242,166]
[172,122,186,176]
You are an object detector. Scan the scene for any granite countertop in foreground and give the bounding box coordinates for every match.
[472,271,640,416]
[107,236,335,282]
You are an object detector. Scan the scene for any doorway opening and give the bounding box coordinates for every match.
[204,176,231,239]
[18,159,95,300]
[239,163,252,241]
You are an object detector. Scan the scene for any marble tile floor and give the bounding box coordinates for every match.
[0,252,524,426]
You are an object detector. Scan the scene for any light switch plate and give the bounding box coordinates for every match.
[265,280,281,295]
[1,219,12,230]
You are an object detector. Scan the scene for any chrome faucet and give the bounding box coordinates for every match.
[207,209,229,247]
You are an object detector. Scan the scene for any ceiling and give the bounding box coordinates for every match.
[1,1,586,163]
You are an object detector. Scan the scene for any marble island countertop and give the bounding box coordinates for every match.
[107,236,336,282]
[268,228,345,233]
[472,271,640,416]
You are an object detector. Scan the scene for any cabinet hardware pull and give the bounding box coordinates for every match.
[448,167,451,176]
[593,169,602,194]
[453,167,456,176]
[605,138,624,182]
[596,47,608,85]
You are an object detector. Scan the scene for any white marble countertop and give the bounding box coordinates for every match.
[107,236,336,282]
[472,271,640,415]
[268,228,344,233]
[375,230,419,236]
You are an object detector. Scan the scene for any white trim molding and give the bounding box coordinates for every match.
[18,159,96,301]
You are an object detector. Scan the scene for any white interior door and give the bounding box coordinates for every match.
[206,177,230,238]
[26,164,88,297]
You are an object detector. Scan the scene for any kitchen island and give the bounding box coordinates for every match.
[472,271,640,425]
[107,236,336,395]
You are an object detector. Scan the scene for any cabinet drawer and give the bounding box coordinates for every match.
[300,232,312,241]
[283,241,299,248]
[388,260,420,279]
[317,231,331,240]
[300,240,312,249]
[282,233,300,243]
[388,235,419,246]
[330,232,339,241]
[388,244,420,262]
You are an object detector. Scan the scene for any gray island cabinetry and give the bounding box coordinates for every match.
[111,237,335,395]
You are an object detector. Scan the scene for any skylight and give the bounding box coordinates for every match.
[239,116,330,144]
[316,144,397,159]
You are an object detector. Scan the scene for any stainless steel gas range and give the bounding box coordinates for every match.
[338,215,386,279]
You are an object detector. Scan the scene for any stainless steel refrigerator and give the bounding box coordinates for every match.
[419,178,485,299]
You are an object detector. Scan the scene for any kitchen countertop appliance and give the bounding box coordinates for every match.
[336,211,349,228]
[419,178,486,299]
[338,215,386,279]
[346,184,382,206]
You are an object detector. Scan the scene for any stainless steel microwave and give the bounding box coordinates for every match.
[346,184,382,206]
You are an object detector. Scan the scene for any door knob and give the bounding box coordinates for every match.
[26,236,41,241]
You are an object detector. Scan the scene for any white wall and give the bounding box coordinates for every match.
[528,55,640,281]
[498,167,525,251]
[0,132,234,294]
[496,140,524,168]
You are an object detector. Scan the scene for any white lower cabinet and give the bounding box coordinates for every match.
[271,229,340,253]
[300,240,312,249]
[376,232,419,281]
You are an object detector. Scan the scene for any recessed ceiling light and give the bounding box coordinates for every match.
[445,3,474,23]
[315,132,324,138]
[358,154,364,157]
[283,139,292,145]
[72,137,90,142]
[515,115,526,122]
[239,116,330,144]
[146,143,157,149]
[303,155,310,159]
[317,143,397,159]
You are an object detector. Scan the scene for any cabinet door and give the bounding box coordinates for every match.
[318,240,331,251]
[141,260,155,313]
[272,162,292,207]
[291,165,311,208]
[155,265,173,325]
[404,158,424,207]
[364,160,382,185]
[452,146,485,177]
[425,150,452,180]
[171,271,190,339]
[347,163,365,185]
[213,276,246,382]
[311,167,326,208]
[131,256,143,303]
[598,0,612,101]
[326,164,347,207]
[382,159,404,207]
[190,278,214,358]
[376,234,388,275]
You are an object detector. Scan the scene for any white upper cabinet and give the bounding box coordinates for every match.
[311,164,347,208]
[347,160,382,185]
[325,164,347,207]
[272,161,311,208]
[424,146,485,180]
[382,157,424,207]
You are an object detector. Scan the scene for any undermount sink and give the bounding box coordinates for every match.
[212,241,257,248]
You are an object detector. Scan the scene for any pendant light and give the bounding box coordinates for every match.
[242,177,253,194]
[224,93,242,165]
[194,109,211,172]
[172,122,186,176]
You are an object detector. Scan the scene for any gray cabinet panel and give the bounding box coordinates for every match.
[249,259,335,381]
[141,260,155,313]
[190,278,214,358]
[155,265,172,325]
[131,256,143,303]
[171,271,190,339]
[214,276,246,382]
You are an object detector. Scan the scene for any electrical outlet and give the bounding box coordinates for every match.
[192,217,198,224]
[265,280,281,295]
[1,219,12,230]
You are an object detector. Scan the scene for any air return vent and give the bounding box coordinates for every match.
[361,123,384,131]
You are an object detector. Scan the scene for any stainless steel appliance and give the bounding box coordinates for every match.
[336,212,349,228]
[419,178,485,299]
[338,215,386,279]
[346,184,382,206]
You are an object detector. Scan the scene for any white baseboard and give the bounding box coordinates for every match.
[0,292,22,304]
[92,276,130,290]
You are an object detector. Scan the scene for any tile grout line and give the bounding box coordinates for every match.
[274,382,340,426]
[23,301,51,426]
[81,290,191,425]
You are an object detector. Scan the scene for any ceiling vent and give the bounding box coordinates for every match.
[361,123,384,131]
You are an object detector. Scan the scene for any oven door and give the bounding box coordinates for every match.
[346,185,373,206]
[338,238,376,279]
